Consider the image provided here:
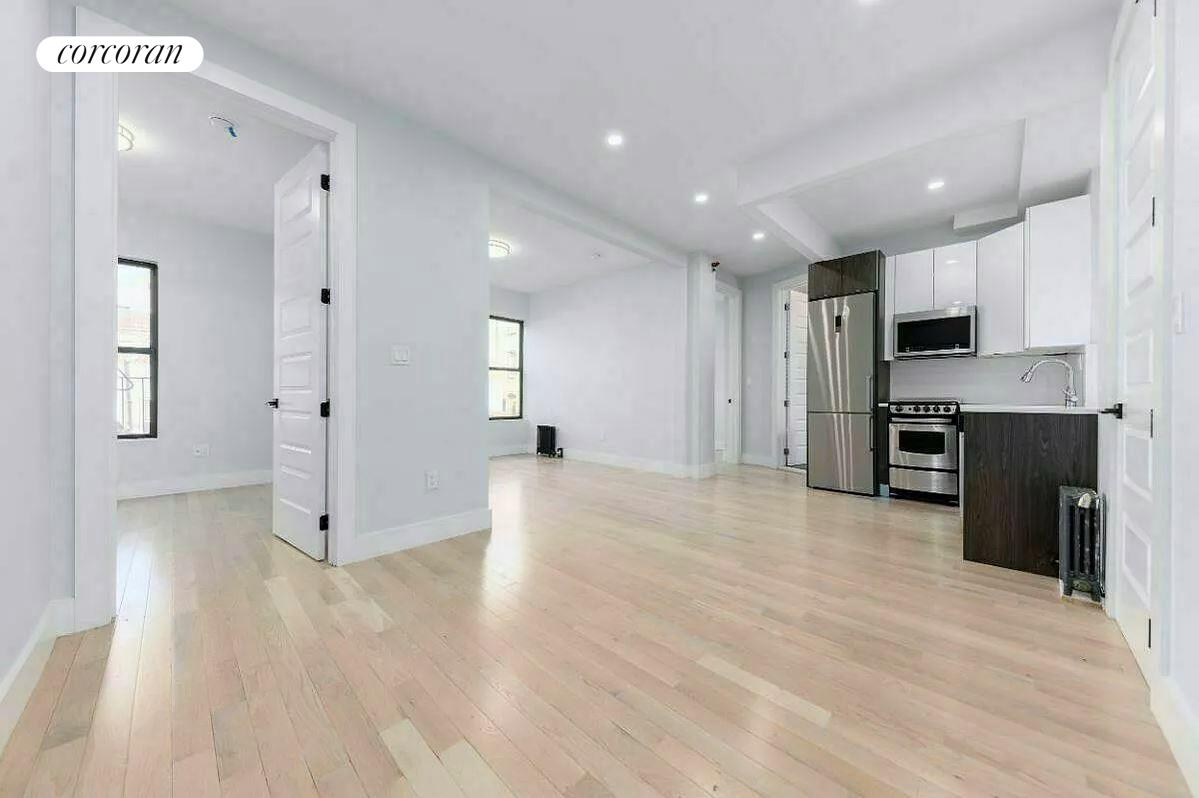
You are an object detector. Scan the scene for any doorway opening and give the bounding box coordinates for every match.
[115,71,331,577]
[715,281,743,465]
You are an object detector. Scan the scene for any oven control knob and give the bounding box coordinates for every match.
[922,405,931,412]
[934,405,943,413]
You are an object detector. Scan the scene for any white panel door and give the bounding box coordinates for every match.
[785,291,808,467]
[1111,0,1164,671]
[976,223,1025,356]
[933,241,977,309]
[271,145,329,560]
[893,249,934,314]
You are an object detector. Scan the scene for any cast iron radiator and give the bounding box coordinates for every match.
[537,425,563,458]
[1058,486,1104,601]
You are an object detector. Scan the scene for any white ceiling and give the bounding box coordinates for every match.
[793,122,1026,247]
[490,197,648,294]
[162,0,1120,275]
[118,72,318,234]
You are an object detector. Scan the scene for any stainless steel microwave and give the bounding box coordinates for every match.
[893,306,977,359]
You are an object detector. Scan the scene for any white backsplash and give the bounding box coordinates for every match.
[890,353,1086,406]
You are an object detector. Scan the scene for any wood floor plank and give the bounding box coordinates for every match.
[0,458,1188,797]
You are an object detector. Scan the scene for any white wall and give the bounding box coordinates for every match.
[0,0,56,740]
[489,286,533,456]
[526,263,688,473]
[116,207,273,497]
[1166,0,1199,784]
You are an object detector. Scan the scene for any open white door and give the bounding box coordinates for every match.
[1109,0,1166,670]
[271,144,329,560]
[785,290,808,468]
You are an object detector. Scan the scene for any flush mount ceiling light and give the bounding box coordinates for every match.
[693,192,710,205]
[927,178,946,191]
[604,130,624,149]
[209,115,239,139]
[117,123,135,152]
[752,231,766,241]
[488,238,512,259]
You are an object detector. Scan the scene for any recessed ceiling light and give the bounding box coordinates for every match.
[693,192,710,205]
[605,131,624,149]
[927,178,946,191]
[752,231,766,241]
[117,123,134,152]
[488,238,512,259]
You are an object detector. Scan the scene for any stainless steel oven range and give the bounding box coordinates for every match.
[888,400,960,502]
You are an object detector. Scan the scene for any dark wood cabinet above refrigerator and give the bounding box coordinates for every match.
[807,251,883,300]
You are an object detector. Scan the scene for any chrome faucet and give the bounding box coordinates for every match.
[1020,358,1078,407]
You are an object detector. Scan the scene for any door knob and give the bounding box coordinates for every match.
[265,398,279,408]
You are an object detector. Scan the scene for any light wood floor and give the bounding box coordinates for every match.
[0,457,1188,797]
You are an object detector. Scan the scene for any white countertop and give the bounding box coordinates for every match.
[959,404,1099,414]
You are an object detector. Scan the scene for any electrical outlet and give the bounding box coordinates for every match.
[425,470,440,491]
[192,444,210,457]
[390,344,411,365]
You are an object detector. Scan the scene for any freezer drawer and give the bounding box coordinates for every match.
[807,412,875,495]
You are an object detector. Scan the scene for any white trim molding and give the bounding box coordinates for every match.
[489,444,535,459]
[739,453,779,469]
[1152,676,1199,795]
[0,599,74,754]
[564,449,695,478]
[339,508,493,565]
[770,271,810,470]
[116,469,272,500]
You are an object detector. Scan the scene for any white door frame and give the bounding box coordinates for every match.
[770,273,809,469]
[72,7,358,632]
[715,281,743,464]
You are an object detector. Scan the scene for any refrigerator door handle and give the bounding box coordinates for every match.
[869,413,875,451]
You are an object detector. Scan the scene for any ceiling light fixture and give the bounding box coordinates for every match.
[693,192,710,205]
[117,123,135,152]
[927,178,946,191]
[209,115,239,139]
[488,238,512,259]
[605,131,624,149]
[752,231,766,241]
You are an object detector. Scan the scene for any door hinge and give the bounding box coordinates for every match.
[319,514,329,531]
[1152,196,1156,226]
[784,302,790,311]
[321,288,331,304]
[783,447,790,456]
[320,173,331,192]
[783,399,790,408]
[320,400,331,418]
[783,350,789,360]
[1149,408,1155,438]
[1148,617,1152,649]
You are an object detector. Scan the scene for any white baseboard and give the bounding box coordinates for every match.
[565,449,695,478]
[1153,675,1199,796]
[117,469,272,500]
[0,598,74,755]
[740,453,778,468]
[334,507,492,566]
[489,444,534,458]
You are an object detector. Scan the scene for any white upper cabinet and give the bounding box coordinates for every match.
[894,249,934,315]
[933,241,977,309]
[1025,195,1092,350]
[976,222,1025,356]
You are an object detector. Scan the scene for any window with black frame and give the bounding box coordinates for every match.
[488,316,523,419]
[117,258,158,438]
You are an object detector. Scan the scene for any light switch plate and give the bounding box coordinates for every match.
[390,344,411,365]
[425,470,439,491]
[193,444,210,458]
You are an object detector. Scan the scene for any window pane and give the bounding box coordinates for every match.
[489,370,521,418]
[117,263,153,348]
[488,318,521,368]
[116,351,153,436]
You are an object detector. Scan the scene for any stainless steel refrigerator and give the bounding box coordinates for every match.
[807,292,877,495]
